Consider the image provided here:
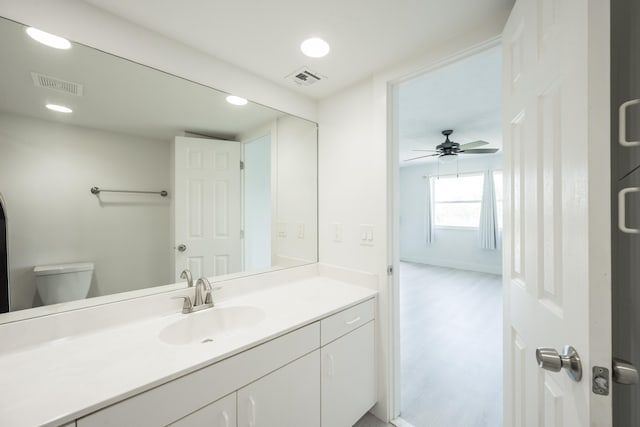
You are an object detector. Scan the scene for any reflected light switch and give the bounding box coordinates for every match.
[277,222,287,238]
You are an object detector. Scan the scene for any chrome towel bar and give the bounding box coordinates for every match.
[90,187,168,197]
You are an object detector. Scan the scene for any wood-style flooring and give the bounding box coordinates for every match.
[399,262,503,427]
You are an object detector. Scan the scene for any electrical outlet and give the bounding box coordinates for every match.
[333,223,343,242]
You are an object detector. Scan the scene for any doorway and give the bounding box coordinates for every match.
[392,44,504,427]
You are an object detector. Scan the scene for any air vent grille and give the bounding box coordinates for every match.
[31,72,84,96]
[285,67,325,86]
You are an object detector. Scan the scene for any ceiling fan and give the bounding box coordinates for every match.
[404,129,499,162]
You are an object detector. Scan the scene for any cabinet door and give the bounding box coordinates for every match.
[168,393,235,427]
[321,321,375,427]
[237,350,320,427]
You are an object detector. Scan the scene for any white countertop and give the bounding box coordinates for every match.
[0,276,376,427]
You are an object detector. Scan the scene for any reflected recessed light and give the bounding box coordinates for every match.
[300,37,330,58]
[46,104,72,113]
[226,95,248,106]
[26,27,71,50]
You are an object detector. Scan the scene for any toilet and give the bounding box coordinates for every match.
[34,262,94,305]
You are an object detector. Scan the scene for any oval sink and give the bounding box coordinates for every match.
[159,306,266,345]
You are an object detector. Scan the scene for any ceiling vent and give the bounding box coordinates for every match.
[285,67,325,86]
[31,72,84,96]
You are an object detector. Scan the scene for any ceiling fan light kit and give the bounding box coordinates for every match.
[404,129,499,162]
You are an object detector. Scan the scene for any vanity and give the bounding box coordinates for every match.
[0,265,378,427]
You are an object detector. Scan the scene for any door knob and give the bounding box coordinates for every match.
[536,345,582,382]
[613,358,639,385]
[176,244,187,252]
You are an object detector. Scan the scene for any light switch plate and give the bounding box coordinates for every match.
[297,222,305,239]
[360,224,374,246]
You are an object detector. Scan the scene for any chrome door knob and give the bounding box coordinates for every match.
[536,345,582,382]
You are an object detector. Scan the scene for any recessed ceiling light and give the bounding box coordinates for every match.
[46,104,72,113]
[26,27,71,50]
[226,95,248,106]
[300,38,330,58]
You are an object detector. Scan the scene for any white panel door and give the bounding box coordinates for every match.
[174,136,241,279]
[502,0,611,425]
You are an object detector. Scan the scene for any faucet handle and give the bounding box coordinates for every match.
[179,269,194,287]
[172,295,193,314]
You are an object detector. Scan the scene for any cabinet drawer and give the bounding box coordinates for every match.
[321,298,374,346]
[169,393,235,427]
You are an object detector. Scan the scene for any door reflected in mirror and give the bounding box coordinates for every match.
[0,16,318,317]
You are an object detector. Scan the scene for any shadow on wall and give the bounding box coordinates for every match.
[1,194,7,313]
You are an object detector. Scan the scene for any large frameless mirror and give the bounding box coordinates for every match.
[0,16,318,321]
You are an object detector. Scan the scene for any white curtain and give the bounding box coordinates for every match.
[424,177,433,244]
[479,170,498,249]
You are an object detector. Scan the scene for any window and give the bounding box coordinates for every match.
[431,171,504,229]
[432,174,484,228]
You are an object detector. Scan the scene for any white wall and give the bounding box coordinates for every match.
[275,115,318,264]
[318,15,509,422]
[399,155,502,275]
[0,0,317,122]
[244,135,272,270]
[0,112,171,310]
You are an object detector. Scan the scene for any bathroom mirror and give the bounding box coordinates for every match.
[0,16,318,319]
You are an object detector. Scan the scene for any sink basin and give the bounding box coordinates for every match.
[159,306,266,345]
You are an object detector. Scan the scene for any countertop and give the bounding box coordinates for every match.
[0,276,377,427]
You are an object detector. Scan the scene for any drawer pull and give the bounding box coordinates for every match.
[219,410,230,427]
[248,396,256,427]
[345,316,361,325]
[326,353,335,377]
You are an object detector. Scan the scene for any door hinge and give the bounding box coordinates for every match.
[240,160,245,170]
[240,230,245,239]
[387,265,394,276]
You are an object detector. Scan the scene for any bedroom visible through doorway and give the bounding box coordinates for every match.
[394,44,503,427]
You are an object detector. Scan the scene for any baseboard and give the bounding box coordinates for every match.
[400,257,501,275]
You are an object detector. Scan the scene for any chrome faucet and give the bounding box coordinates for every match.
[172,275,215,314]
[195,277,214,307]
[179,269,194,288]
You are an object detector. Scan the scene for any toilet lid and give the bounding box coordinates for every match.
[33,262,94,276]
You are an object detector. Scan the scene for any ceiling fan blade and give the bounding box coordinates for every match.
[403,153,440,161]
[460,148,500,154]
[459,140,489,150]
[412,149,438,152]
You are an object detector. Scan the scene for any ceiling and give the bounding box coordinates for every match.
[0,16,290,141]
[397,45,502,166]
[80,0,514,99]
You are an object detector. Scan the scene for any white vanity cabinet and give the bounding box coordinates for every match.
[237,350,320,427]
[74,298,375,427]
[320,299,376,427]
[169,393,236,427]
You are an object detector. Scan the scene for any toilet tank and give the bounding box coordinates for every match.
[34,262,94,304]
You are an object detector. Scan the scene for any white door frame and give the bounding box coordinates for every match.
[386,36,503,422]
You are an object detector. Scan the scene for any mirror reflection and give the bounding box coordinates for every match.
[0,17,318,314]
